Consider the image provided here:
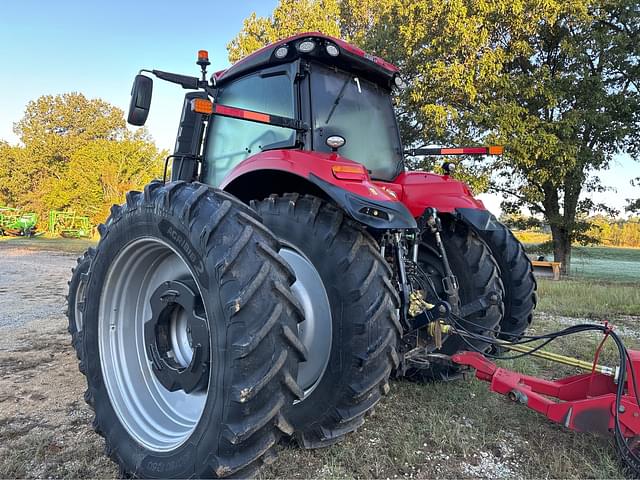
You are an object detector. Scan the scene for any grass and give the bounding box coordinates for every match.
[525,244,640,283]
[264,373,624,479]
[0,236,95,254]
[537,277,640,318]
[570,246,640,283]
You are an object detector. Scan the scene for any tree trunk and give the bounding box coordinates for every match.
[550,224,572,275]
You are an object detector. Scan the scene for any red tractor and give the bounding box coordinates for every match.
[68,33,536,477]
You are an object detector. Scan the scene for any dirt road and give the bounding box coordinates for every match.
[0,244,75,329]
[0,240,117,478]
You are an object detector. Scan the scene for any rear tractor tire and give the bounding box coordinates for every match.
[66,248,95,359]
[253,194,400,448]
[78,181,304,478]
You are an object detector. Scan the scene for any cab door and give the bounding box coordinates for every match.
[202,62,300,187]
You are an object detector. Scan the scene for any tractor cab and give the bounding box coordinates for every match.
[201,33,404,186]
[126,33,497,229]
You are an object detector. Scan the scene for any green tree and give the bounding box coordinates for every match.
[0,142,37,209]
[482,1,640,272]
[49,133,165,224]
[627,177,640,213]
[0,93,165,226]
[229,0,639,273]
[227,0,341,63]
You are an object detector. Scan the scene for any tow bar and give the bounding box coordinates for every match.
[448,323,640,474]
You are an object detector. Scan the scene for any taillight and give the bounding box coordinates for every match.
[331,164,368,181]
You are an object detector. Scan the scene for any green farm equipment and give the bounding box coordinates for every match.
[0,207,38,236]
[48,210,91,238]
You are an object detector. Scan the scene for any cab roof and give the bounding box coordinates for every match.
[214,32,400,89]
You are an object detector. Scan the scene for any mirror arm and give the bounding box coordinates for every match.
[139,69,216,93]
[139,69,203,90]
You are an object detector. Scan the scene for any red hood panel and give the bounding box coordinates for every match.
[382,171,485,216]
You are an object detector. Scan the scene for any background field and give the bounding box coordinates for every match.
[570,246,640,282]
[0,238,638,479]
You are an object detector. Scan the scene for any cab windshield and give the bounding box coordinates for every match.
[310,63,403,181]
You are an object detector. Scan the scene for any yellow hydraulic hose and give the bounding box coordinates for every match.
[491,338,617,377]
[432,322,618,377]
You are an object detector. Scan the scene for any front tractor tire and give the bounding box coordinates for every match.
[475,222,537,340]
[78,181,304,478]
[253,194,400,448]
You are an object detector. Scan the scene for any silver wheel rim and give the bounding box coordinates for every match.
[74,277,86,332]
[98,238,208,452]
[280,245,332,400]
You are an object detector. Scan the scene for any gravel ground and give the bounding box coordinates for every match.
[0,240,118,478]
[0,242,77,329]
[0,239,636,479]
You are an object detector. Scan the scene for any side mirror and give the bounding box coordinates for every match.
[127,75,153,126]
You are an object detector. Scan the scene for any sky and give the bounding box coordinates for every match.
[0,0,278,150]
[0,0,638,217]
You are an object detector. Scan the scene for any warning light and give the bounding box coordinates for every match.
[197,50,210,67]
[191,98,213,114]
[489,145,504,155]
[331,164,368,181]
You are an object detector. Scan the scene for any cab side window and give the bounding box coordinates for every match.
[204,68,295,186]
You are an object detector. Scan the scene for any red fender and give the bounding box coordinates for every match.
[220,149,417,230]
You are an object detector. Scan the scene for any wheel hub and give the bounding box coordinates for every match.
[144,279,210,394]
[99,238,209,452]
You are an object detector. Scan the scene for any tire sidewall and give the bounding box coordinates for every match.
[83,203,227,478]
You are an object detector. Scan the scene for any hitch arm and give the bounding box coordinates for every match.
[452,350,640,438]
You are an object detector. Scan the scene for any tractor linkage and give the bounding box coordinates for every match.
[418,301,640,474]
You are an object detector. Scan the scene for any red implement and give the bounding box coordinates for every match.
[452,350,640,438]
